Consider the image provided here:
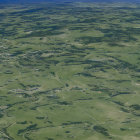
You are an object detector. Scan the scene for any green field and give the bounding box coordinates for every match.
[0,2,140,140]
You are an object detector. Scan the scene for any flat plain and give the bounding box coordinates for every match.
[0,2,140,140]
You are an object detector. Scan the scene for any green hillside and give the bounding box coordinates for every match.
[0,2,140,140]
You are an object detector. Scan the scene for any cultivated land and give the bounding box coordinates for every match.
[0,2,140,140]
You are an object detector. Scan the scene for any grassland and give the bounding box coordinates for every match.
[0,2,140,140]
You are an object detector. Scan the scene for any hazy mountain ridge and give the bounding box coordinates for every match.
[0,0,140,4]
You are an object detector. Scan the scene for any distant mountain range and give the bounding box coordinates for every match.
[0,0,139,3]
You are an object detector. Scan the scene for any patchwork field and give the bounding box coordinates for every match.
[0,2,140,140]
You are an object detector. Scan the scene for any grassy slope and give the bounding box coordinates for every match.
[0,2,140,140]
